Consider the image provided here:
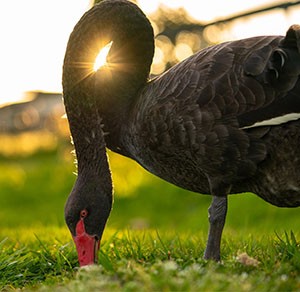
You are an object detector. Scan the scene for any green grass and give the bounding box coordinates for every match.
[0,139,300,290]
[1,229,300,291]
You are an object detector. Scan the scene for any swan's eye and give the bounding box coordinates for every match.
[80,209,88,218]
[93,41,113,71]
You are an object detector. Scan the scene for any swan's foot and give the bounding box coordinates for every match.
[204,195,228,261]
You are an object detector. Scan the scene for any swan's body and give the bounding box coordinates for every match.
[126,36,300,207]
[63,0,300,266]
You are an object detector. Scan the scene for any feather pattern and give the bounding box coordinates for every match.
[124,27,300,201]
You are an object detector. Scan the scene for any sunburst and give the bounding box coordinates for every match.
[93,42,113,71]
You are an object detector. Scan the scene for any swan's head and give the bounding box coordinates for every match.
[64,175,112,266]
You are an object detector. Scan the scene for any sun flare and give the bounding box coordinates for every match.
[93,42,113,71]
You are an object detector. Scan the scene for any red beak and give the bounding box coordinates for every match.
[73,219,100,266]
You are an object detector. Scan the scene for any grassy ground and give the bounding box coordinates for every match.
[0,134,300,290]
[1,228,300,291]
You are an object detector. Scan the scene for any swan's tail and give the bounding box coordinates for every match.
[267,25,300,91]
[281,24,300,53]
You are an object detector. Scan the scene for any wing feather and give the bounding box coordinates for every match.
[132,26,300,184]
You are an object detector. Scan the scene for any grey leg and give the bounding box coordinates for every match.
[204,195,228,261]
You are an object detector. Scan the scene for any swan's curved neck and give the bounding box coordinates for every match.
[63,1,154,153]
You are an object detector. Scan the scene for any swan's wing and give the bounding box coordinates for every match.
[134,25,300,184]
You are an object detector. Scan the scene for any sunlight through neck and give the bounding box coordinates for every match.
[93,41,113,71]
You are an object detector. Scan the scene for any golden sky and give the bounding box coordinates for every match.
[0,0,299,105]
[0,0,91,105]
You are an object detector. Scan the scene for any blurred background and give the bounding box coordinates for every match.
[0,0,300,235]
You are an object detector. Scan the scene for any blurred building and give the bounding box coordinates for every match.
[0,92,65,134]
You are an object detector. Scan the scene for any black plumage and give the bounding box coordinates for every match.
[62,0,300,265]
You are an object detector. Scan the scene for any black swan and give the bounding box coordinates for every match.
[63,0,300,266]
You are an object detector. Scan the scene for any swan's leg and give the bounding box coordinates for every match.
[203,195,228,261]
